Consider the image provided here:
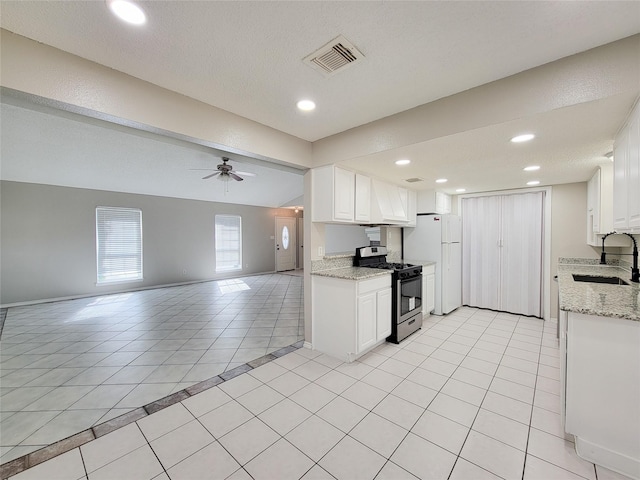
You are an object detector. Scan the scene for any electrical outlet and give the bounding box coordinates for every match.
[182,269,187,276]
[318,246,324,256]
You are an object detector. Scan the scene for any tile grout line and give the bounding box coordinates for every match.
[0,342,303,479]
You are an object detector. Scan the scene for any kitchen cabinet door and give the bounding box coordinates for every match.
[627,112,640,229]
[357,292,377,353]
[376,288,392,340]
[613,125,629,230]
[334,167,355,221]
[355,174,371,222]
[587,169,600,236]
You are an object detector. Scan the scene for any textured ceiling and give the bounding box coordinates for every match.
[1,1,639,199]
[1,1,638,142]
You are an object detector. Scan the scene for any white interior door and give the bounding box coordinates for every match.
[500,192,544,317]
[461,192,544,317]
[276,217,296,272]
[462,195,501,310]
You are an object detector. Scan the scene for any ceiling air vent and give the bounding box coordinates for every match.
[405,178,424,183]
[303,35,364,77]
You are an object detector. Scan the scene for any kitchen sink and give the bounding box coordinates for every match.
[572,274,629,286]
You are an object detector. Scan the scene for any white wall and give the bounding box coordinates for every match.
[324,225,370,254]
[0,181,297,305]
[0,30,312,170]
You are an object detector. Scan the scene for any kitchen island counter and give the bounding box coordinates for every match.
[557,262,639,321]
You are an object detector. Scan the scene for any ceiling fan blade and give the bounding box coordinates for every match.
[235,171,256,177]
[229,172,244,181]
[202,172,221,179]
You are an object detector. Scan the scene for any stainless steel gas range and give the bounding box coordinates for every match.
[354,246,423,343]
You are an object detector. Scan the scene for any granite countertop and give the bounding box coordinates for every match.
[557,263,640,321]
[311,267,392,281]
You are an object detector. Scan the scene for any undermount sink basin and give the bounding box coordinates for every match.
[572,274,629,286]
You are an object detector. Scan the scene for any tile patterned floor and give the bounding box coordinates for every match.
[0,274,303,464]
[3,307,634,479]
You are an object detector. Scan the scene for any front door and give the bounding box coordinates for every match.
[276,217,296,271]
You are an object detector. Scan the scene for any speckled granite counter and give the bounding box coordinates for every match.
[311,266,392,281]
[557,262,640,321]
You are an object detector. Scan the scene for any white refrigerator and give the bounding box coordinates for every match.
[403,214,462,315]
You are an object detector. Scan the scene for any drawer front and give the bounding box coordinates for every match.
[358,275,391,295]
[423,264,436,275]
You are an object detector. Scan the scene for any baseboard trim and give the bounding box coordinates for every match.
[575,436,640,480]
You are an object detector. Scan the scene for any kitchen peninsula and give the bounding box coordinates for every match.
[556,258,640,480]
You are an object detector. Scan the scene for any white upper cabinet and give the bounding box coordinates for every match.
[587,164,627,246]
[311,165,355,223]
[613,98,640,232]
[406,190,417,227]
[417,190,451,214]
[627,106,640,229]
[355,174,371,223]
[311,165,416,225]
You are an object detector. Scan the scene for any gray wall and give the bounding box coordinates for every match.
[1,181,297,305]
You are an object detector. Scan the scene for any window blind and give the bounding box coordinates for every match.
[215,215,242,272]
[96,207,143,284]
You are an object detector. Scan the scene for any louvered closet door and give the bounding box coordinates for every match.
[462,192,544,317]
[500,192,543,317]
[462,195,501,310]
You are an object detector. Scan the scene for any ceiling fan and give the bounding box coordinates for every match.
[199,157,256,182]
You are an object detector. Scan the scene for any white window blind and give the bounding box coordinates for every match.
[215,215,242,272]
[96,207,143,284]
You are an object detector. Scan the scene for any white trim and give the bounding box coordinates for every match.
[457,186,553,321]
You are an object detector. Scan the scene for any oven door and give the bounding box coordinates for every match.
[398,275,422,323]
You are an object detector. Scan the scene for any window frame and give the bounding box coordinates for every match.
[95,206,143,285]
[215,214,243,273]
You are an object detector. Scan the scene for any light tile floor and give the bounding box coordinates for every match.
[6,307,634,479]
[0,273,303,464]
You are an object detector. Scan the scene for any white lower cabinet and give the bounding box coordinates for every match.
[561,311,640,478]
[312,274,392,362]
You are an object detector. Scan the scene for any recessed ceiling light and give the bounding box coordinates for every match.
[297,100,316,111]
[107,0,146,25]
[511,133,535,143]
[456,188,466,193]
[527,180,540,186]
[524,165,540,171]
[395,159,411,166]
[435,178,448,183]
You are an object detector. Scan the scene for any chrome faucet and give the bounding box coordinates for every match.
[600,231,639,283]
